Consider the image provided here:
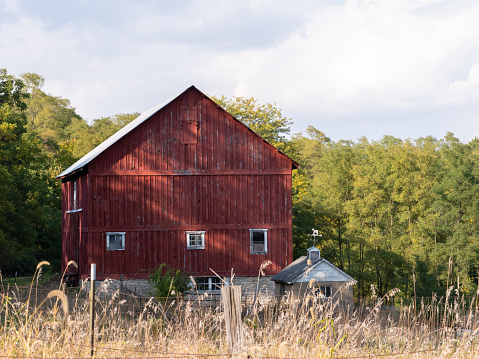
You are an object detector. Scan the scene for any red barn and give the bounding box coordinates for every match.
[57,86,298,294]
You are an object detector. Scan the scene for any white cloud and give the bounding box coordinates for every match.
[1,0,479,141]
[232,0,479,115]
[448,64,479,104]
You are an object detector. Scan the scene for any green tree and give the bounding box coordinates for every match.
[65,112,140,158]
[211,95,292,150]
[426,134,479,294]
[288,127,331,258]
[149,263,189,300]
[316,144,356,285]
[21,72,82,144]
[0,69,62,274]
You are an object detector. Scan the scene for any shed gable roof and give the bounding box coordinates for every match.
[272,256,356,284]
[57,86,298,179]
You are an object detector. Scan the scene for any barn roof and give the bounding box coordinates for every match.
[57,86,298,179]
[271,256,356,284]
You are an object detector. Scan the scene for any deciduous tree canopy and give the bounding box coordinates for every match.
[211,95,292,151]
[290,130,479,298]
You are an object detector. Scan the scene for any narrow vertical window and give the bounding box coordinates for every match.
[66,180,82,214]
[73,180,77,210]
[250,229,267,254]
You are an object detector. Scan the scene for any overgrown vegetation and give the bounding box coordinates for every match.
[1,264,479,358]
[149,263,189,300]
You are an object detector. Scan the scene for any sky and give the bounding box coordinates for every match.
[1,0,479,143]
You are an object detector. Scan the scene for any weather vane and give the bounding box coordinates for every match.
[308,228,322,247]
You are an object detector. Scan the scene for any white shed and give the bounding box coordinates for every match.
[271,247,356,307]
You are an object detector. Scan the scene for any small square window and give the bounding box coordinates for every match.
[196,277,210,291]
[250,229,267,254]
[316,286,332,298]
[186,231,205,249]
[195,277,222,292]
[106,232,125,251]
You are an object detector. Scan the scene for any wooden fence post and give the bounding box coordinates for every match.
[222,285,243,355]
[90,264,96,358]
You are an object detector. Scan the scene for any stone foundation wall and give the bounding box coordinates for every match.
[81,278,152,297]
[82,276,275,299]
[232,276,275,298]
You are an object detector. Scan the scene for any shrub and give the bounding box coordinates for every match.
[149,263,189,299]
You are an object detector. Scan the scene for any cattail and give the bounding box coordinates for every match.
[47,290,69,315]
[66,260,78,268]
[278,341,289,358]
[259,260,273,276]
[36,261,50,270]
[249,345,262,358]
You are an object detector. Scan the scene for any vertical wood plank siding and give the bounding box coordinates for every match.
[61,174,89,275]
[62,88,294,278]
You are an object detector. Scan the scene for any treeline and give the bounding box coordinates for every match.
[2,69,478,300]
[0,69,138,275]
[289,128,479,299]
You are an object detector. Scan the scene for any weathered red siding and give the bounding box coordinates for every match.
[61,173,89,276]
[61,87,295,279]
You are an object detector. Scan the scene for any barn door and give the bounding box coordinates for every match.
[179,105,198,144]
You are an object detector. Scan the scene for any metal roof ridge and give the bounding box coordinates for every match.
[55,91,180,179]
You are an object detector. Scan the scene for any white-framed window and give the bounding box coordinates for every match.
[195,277,222,292]
[250,229,267,254]
[66,180,83,214]
[73,180,77,210]
[316,286,332,298]
[186,231,205,249]
[106,232,125,251]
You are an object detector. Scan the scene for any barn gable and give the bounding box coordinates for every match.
[57,86,297,180]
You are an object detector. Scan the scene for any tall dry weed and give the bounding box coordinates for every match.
[2,264,479,358]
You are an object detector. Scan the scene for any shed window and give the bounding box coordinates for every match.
[250,229,267,254]
[316,286,332,298]
[186,231,205,249]
[196,277,222,292]
[106,232,125,251]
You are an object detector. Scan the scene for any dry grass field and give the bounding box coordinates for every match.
[1,263,479,358]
